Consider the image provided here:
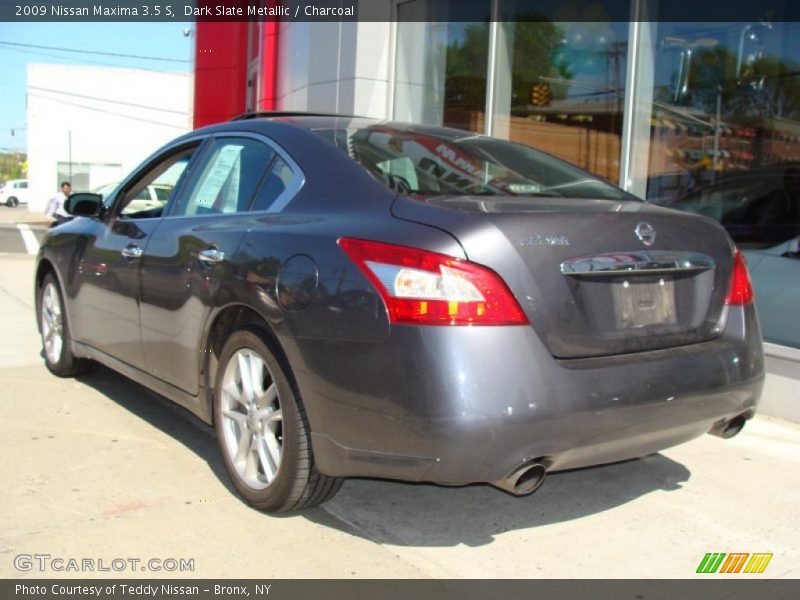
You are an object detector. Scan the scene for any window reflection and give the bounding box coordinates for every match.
[644,22,800,348]
[647,22,800,223]
[394,1,490,133]
[492,13,628,184]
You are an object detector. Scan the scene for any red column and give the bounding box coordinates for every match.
[192,0,282,128]
[193,21,250,128]
[258,20,280,111]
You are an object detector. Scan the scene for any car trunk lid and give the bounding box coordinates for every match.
[392,195,735,358]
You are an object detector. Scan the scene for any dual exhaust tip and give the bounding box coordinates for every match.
[493,414,750,496]
[492,460,548,496]
[709,413,749,439]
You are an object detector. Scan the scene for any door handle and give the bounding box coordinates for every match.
[121,244,143,259]
[198,247,225,265]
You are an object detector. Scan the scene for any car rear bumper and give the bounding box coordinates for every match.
[287,305,764,484]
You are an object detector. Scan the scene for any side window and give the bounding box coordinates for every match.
[251,157,295,212]
[18,182,28,189]
[118,148,195,219]
[174,138,276,217]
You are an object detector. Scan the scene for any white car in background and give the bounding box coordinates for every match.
[0,179,30,207]
[94,181,172,213]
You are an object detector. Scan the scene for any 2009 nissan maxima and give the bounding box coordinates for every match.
[35,114,764,512]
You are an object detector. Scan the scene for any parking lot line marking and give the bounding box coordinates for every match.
[15,224,40,255]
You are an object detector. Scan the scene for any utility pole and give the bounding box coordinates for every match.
[712,87,722,176]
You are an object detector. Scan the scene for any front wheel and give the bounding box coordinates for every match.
[214,328,342,512]
[6,197,18,208]
[38,274,95,377]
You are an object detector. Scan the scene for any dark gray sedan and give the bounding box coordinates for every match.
[35,115,764,512]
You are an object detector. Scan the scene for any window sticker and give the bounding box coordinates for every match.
[193,145,243,210]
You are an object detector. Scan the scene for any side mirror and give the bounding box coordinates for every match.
[65,193,102,217]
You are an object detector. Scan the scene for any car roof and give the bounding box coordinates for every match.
[227,112,489,142]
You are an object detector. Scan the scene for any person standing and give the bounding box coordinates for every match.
[46,181,72,226]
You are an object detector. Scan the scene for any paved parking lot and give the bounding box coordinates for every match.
[0,206,47,255]
[1,253,799,579]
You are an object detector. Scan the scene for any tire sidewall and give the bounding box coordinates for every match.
[213,328,303,510]
[7,197,17,208]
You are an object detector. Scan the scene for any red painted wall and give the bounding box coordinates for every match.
[193,21,249,129]
[193,11,280,129]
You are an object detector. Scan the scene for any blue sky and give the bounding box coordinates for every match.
[0,22,193,153]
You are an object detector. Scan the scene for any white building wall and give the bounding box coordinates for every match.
[27,64,192,213]
[275,18,393,119]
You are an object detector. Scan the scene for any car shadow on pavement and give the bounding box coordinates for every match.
[78,366,692,548]
[77,366,236,496]
[306,454,691,547]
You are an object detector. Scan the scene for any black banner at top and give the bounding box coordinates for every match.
[1,0,800,23]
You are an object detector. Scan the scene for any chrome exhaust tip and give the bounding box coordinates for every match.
[709,414,748,439]
[492,461,547,496]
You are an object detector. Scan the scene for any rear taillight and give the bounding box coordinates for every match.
[725,248,754,306]
[337,238,529,326]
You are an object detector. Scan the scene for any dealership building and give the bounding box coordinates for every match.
[193,8,799,355]
[26,64,192,213]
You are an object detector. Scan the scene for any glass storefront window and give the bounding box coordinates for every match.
[394,1,629,184]
[394,1,490,133]
[635,21,800,348]
[491,16,629,184]
[392,8,799,348]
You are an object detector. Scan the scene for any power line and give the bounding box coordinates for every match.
[0,44,184,74]
[29,86,189,116]
[27,93,188,129]
[0,40,190,63]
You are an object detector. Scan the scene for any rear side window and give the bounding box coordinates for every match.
[251,157,295,212]
[174,138,276,217]
[18,181,27,189]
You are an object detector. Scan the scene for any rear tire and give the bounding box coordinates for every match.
[214,327,342,512]
[7,197,18,208]
[37,273,96,377]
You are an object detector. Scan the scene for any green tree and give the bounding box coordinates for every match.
[444,18,570,109]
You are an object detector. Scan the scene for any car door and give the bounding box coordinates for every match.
[71,143,201,368]
[138,135,288,394]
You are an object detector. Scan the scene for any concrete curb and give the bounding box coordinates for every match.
[761,353,800,424]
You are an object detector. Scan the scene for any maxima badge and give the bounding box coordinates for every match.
[520,235,570,247]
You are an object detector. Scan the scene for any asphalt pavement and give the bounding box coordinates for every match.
[1,250,799,579]
[0,205,48,255]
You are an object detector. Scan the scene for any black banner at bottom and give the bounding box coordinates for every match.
[3,580,800,600]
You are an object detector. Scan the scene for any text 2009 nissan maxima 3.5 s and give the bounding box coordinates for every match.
[35,114,764,512]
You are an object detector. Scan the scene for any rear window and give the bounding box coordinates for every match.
[311,122,630,201]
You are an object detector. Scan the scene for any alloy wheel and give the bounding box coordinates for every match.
[219,348,283,490]
[41,282,63,364]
